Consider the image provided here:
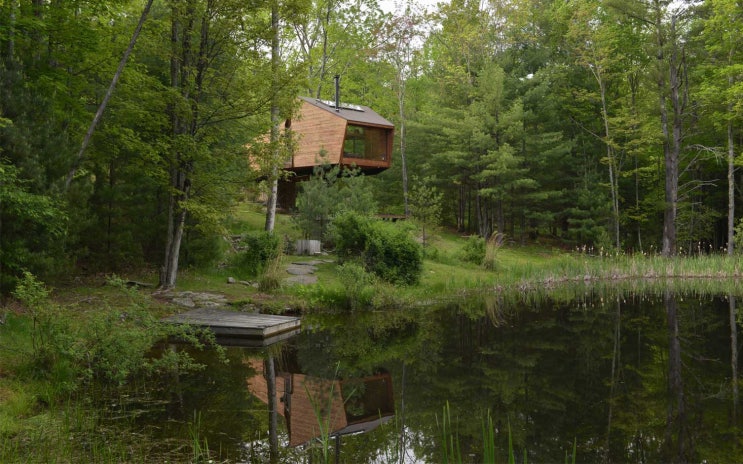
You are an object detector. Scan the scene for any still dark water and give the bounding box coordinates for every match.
[110,289,743,463]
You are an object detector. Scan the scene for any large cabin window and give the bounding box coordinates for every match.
[343,124,389,162]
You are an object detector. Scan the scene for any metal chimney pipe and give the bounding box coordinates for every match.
[334,74,340,112]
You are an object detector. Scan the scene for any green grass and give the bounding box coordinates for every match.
[0,398,190,463]
[51,208,743,312]
[228,202,299,239]
[181,208,743,308]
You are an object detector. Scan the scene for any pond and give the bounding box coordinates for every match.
[101,289,743,463]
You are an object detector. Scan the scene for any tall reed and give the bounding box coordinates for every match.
[305,363,346,464]
[189,410,211,463]
[258,248,284,291]
[440,406,574,464]
[438,401,462,464]
[482,410,496,463]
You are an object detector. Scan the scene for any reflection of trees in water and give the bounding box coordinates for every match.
[384,291,743,462]
[267,353,278,464]
[605,295,621,462]
[257,291,743,462]
[730,295,739,425]
[730,294,740,461]
[663,290,689,462]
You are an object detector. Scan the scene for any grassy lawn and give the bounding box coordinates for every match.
[113,206,743,306]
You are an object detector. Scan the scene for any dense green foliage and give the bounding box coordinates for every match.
[365,221,423,285]
[8,273,215,393]
[329,210,374,262]
[234,231,282,278]
[294,164,377,241]
[331,211,423,285]
[2,0,743,293]
[460,235,486,265]
[0,162,67,292]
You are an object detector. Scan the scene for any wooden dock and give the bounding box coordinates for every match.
[163,308,301,346]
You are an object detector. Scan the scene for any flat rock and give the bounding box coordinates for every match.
[286,265,317,275]
[162,291,228,308]
[172,297,196,308]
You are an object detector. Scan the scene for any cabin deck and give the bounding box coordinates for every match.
[163,308,301,346]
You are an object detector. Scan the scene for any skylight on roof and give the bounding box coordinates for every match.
[317,99,365,112]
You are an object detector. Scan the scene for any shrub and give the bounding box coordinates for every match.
[0,162,68,294]
[329,211,373,263]
[461,235,486,265]
[10,273,214,393]
[234,231,281,277]
[337,261,375,310]
[330,214,423,286]
[735,218,743,254]
[365,222,423,286]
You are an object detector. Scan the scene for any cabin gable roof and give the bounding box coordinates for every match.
[298,96,394,128]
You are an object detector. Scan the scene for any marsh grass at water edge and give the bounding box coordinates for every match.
[438,405,577,464]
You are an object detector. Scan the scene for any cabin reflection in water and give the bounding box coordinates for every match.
[246,358,394,447]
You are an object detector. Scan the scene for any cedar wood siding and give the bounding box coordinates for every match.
[286,97,394,174]
[287,102,347,169]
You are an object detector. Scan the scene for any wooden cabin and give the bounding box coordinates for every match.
[277,96,395,207]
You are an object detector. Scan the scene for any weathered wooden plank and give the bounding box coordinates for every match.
[163,308,301,339]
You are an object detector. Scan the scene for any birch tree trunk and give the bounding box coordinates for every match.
[652,0,678,257]
[399,88,409,217]
[265,0,281,233]
[598,78,620,250]
[665,15,683,257]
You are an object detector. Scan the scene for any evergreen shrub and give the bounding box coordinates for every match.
[182,233,225,269]
[734,218,743,253]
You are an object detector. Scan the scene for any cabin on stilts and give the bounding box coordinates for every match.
[277,93,395,208]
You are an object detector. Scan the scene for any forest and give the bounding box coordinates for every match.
[1,0,742,293]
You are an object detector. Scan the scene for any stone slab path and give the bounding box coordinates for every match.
[284,259,332,285]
